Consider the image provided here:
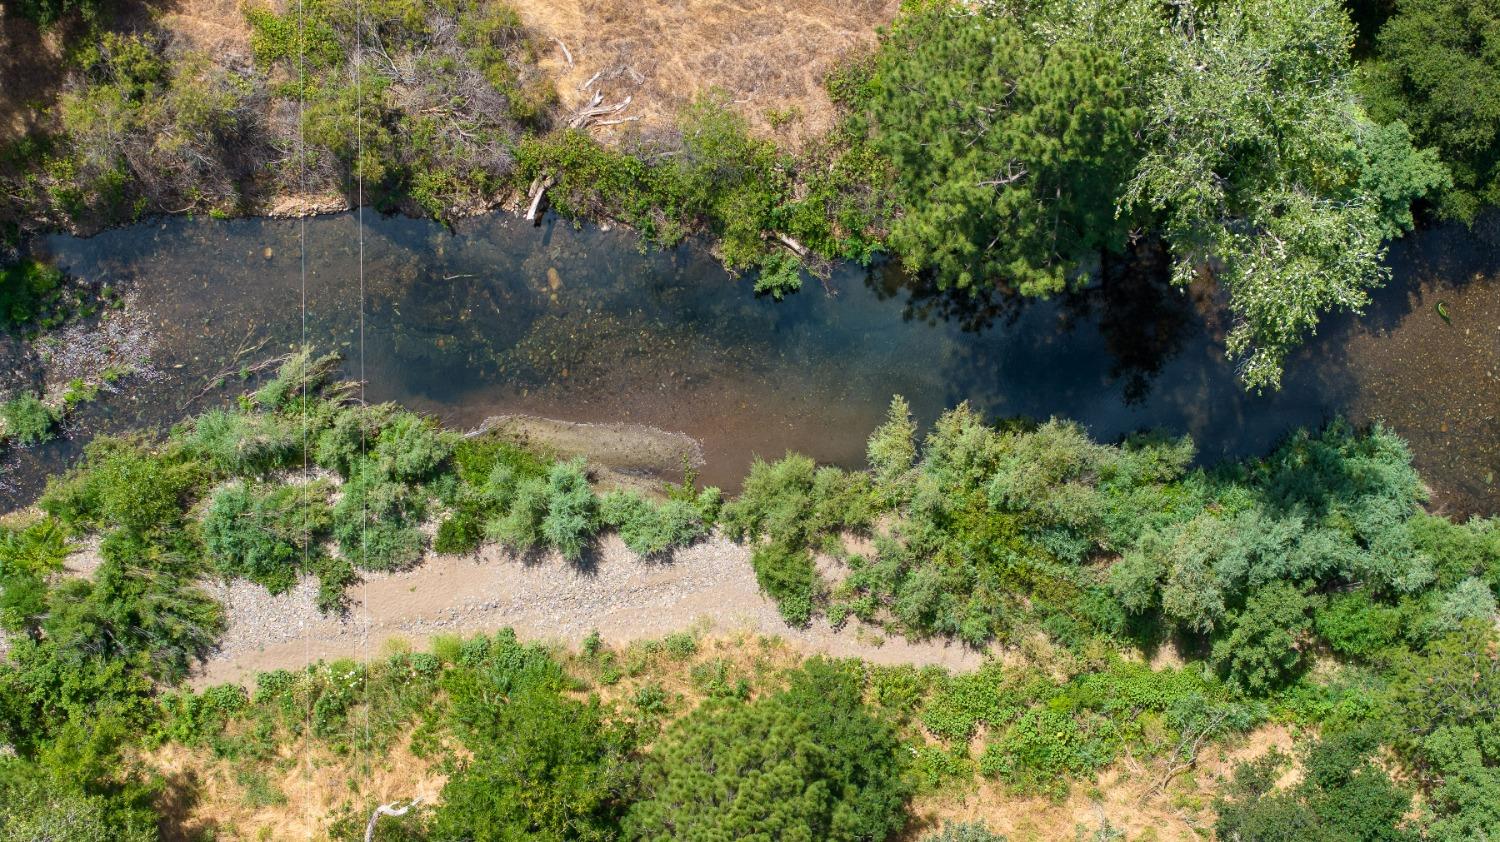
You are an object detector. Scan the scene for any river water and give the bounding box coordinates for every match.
[5,211,1498,514]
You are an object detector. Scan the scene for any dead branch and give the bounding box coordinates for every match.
[550,37,574,67]
[365,798,422,842]
[591,116,641,128]
[568,92,634,129]
[978,164,1028,188]
[1144,709,1233,800]
[578,70,604,91]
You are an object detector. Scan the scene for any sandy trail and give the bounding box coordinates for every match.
[195,534,984,687]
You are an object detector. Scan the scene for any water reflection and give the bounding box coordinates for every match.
[2,210,1495,515]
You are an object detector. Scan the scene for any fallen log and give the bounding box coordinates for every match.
[525,174,555,222]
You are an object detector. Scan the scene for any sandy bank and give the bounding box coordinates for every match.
[194,533,984,687]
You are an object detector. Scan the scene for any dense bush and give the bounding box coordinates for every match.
[201,479,333,593]
[40,436,206,536]
[1361,0,1500,222]
[433,687,637,840]
[599,491,706,557]
[0,259,65,330]
[1215,731,1417,841]
[1385,622,1500,838]
[1,392,58,445]
[626,658,910,841]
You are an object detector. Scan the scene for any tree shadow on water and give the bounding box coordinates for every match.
[1062,239,1197,406]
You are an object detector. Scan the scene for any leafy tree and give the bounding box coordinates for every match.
[0,755,156,841]
[1122,0,1448,390]
[1386,622,1500,839]
[626,659,909,842]
[1362,0,1500,222]
[867,3,1141,296]
[1210,582,1320,693]
[6,0,111,26]
[433,687,637,841]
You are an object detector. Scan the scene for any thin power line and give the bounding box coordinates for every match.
[296,0,312,834]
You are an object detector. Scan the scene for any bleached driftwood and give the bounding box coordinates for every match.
[364,798,422,842]
[525,174,556,222]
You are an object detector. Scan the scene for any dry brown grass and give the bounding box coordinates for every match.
[512,0,899,148]
[902,724,1300,841]
[147,729,446,841]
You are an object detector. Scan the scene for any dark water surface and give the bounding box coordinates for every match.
[6,211,1499,513]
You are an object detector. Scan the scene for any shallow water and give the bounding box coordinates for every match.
[6,210,1498,514]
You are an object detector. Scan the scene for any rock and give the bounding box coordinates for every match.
[263,247,274,260]
[547,267,562,291]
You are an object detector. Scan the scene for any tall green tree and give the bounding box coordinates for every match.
[868,3,1142,296]
[1122,0,1448,390]
[1362,0,1500,223]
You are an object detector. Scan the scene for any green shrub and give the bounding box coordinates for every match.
[373,412,454,483]
[0,260,65,329]
[1,394,57,445]
[201,480,332,593]
[432,687,637,841]
[487,475,549,553]
[40,436,205,536]
[599,491,706,556]
[750,539,819,626]
[979,707,1119,797]
[184,408,301,477]
[331,465,426,571]
[539,459,598,561]
[434,510,483,555]
[1316,591,1404,658]
[626,658,910,841]
[921,663,1028,743]
[1215,731,1417,842]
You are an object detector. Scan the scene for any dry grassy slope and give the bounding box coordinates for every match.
[2,0,893,149]
[147,631,1300,841]
[513,0,899,147]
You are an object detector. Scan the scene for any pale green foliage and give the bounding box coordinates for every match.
[185,409,301,477]
[1121,0,1447,389]
[599,491,705,556]
[866,395,917,496]
[922,822,1008,842]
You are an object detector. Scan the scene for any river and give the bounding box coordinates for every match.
[4,210,1497,514]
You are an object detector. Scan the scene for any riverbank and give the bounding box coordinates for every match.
[195,532,983,688]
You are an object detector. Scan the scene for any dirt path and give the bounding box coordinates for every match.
[195,534,984,687]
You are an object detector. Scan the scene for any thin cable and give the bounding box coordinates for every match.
[354,0,373,798]
[296,0,312,834]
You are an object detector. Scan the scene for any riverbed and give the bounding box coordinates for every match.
[5,210,1498,514]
